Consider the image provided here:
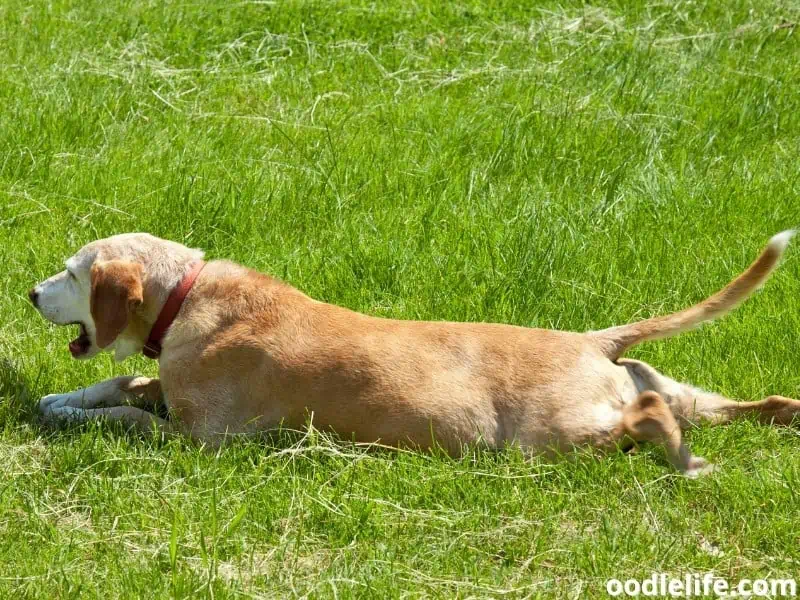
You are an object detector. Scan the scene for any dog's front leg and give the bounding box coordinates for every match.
[43,405,172,435]
[40,376,170,433]
[40,376,161,412]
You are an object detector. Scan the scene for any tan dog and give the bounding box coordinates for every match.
[30,232,799,476]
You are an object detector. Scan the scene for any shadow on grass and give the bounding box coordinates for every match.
[0,356,36,426]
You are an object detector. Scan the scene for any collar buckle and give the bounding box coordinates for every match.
[142,341,161,359]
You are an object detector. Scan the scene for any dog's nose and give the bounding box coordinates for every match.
[28,288,39,307]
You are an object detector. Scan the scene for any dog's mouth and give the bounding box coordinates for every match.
[68,322,92,358]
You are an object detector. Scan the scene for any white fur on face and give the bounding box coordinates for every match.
[32,253,102,359]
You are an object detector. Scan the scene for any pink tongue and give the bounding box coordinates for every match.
[69,340,81,354]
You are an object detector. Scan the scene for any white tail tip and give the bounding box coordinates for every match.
[768,229,796,252]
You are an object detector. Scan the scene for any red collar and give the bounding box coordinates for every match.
[143,261,206,359]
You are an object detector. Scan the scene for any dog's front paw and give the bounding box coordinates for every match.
[39,393,72,415]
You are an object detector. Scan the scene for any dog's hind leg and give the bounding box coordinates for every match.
[676,392,800,428]
[619,391,714,477]
[617,358,800,429]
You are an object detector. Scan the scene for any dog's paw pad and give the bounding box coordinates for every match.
[683,456,716,479]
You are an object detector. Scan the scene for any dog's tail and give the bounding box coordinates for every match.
[590,230,794,361]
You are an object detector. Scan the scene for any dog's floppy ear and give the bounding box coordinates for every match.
[90,260,144,349]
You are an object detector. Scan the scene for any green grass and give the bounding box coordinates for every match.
[2,0,800,597]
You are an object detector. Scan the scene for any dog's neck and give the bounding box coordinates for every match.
[142,261,206,359]
[111,257,205,362]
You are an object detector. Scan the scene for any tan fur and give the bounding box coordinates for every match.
[32,231,798,475]
[91,261,144,348]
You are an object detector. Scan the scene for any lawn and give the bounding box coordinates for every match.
[2,0,800,597]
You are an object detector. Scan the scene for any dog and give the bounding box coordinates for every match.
[29,231,799,476]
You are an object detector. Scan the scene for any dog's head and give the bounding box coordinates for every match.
[29,233,204,361]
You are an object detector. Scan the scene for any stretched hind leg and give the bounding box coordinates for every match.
[619,391,714,477]
[677,391,800,427]
[618,358,800,429]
